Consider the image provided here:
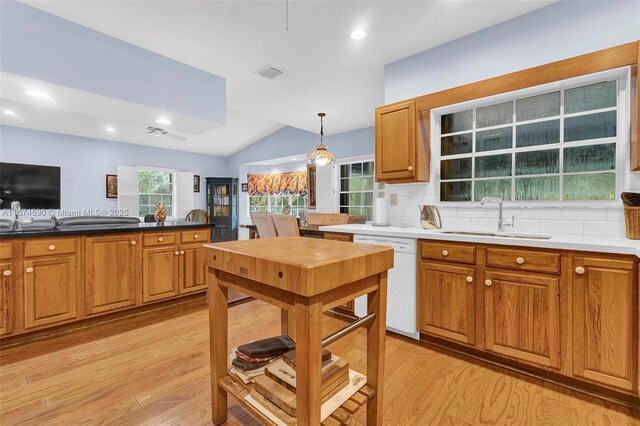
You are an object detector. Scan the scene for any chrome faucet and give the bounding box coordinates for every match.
[480,197,514,232]
[11,201,21,231]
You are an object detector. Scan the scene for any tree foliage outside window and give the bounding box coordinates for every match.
[139,170,173,217]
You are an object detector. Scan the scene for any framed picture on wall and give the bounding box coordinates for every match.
[241,183,248,192]
[307,164,316,209]
[106,174,118,198]
[194,175,200,192]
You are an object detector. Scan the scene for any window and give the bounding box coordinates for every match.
[249,194,308,217]
[439,78,621,202]
[340,161,375,220]
[138,169,173,216]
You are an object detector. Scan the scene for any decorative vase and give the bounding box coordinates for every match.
[154,203,166,223]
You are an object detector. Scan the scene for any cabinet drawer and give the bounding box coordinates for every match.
[486,247,560,274]
[420,241,475,265]
[24,238,76,258]
[323,232,353,242]
[181,229,208,244]
[0,242,12,260]
[142,232,176,247]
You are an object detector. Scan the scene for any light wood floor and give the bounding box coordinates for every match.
[1,298,639,425]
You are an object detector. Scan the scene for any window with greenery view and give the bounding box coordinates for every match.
[139,170,173,217]
[340,161,374,220]
[249,194,308,217]
[439,78,619,202]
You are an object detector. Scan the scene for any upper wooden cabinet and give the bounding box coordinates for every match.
[85,234,141,315]
[375,100,429,183]
[572,256,637,392]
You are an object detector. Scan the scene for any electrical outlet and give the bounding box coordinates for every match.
[390,194,398,206]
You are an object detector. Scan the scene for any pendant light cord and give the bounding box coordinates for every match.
[285,0,289,31]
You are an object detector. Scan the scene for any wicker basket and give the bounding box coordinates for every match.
[622,192,640,240]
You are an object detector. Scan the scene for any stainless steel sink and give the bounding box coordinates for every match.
[440,230,552,240]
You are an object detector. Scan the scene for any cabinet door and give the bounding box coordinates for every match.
[0,262,15,336]
[418,262,476,345]
[143,246,180,303]
[180,245,207,294]
[213,221,232,242]
[484,271,559,368]
[375,100,416,181]
[24,256,78,329]
[85,234,140,315]
[573,257,637,391]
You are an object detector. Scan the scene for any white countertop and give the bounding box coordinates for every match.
[319,224,640,258]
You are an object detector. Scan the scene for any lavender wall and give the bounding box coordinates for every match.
[0,125,228,214]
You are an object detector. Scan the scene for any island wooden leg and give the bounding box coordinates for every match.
[366,271,388,425]
[294,297,323,425]
[208,269,229,425]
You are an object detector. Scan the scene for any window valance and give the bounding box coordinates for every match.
[247,170,307,196]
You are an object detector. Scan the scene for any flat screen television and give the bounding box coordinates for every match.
[0,162,61,209]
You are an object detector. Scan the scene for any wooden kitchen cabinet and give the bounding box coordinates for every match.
[483,270,560,368]
[418,261,476,345]
[375,100,429,183]
[572,256,638,392]
[142,246,180,303]
[23,255,78,330]
[0,262,15,336]
[180,244,207,294]
[85,234,141,315]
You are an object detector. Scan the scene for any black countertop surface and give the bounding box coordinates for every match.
[0,220,213,239]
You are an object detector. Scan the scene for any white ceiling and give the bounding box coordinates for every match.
[16,0,556,156]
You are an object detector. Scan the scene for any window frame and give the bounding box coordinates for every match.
[337,157,376,221]
[248,193,308,217]
[137,166,177,218]
[432,67,630,206]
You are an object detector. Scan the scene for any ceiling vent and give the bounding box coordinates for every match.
[255,65,285,80]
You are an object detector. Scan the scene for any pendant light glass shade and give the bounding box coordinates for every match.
[308,113,335,166]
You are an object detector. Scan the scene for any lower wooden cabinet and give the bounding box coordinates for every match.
[180,244,207,294]
[572,256,637,391]
[85,234,140,315]
[0,262,15,336]
[142,246,180,303]
[483,270,560,368]
[418,262,476,345]
[23,255,78,329]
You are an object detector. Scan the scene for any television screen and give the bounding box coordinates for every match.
[0,162,61,209]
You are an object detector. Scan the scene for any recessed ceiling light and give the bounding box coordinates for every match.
[155,117,172,125]
[24,90,51,99]
[106,126,115,133]
[351,29,366,40]
[290,158,298,161]
[2,109,17,116]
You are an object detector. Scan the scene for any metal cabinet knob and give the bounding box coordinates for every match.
[484,279,492,287]
[516,257,525,265]
[575,266,585,275]
[48,245,56,251]
[131,241,137,246]
[194,234,199,239]
[407,166,413,171]
[158,237,164,242]
[466,276,473,283]
[180,250,185,255]
[26,267,34,274]
[175,251,180,256]
[3,270,11,277]
[442,250,449,257]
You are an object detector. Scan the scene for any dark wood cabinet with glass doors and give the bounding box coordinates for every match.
[205,177,238,242]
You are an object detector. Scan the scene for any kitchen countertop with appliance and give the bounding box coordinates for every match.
[319,224,640,258]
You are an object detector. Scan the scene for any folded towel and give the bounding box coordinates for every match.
[235,351,274,364]
[232,357,272,371]
[237,335,295,359]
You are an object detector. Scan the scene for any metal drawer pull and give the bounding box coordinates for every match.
[180,250,185,255]
[26,267,34,274]
[48,245,56,251]
[131,241,137,245]
[466,276,473,283]
[407,166,413,171]
[516,257,525,265]
[575,266,585,275]
[158,237,164,242]
[3,270,11,277]
[175,251,180,256]
[194,234,199,239]
[442,250,449,257]
[484,279,492,287]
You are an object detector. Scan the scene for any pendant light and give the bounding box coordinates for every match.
[307,112,335,166]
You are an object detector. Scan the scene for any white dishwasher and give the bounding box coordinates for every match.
[353,235,419,340]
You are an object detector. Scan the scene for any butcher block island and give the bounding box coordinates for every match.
[205,237,394,425]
